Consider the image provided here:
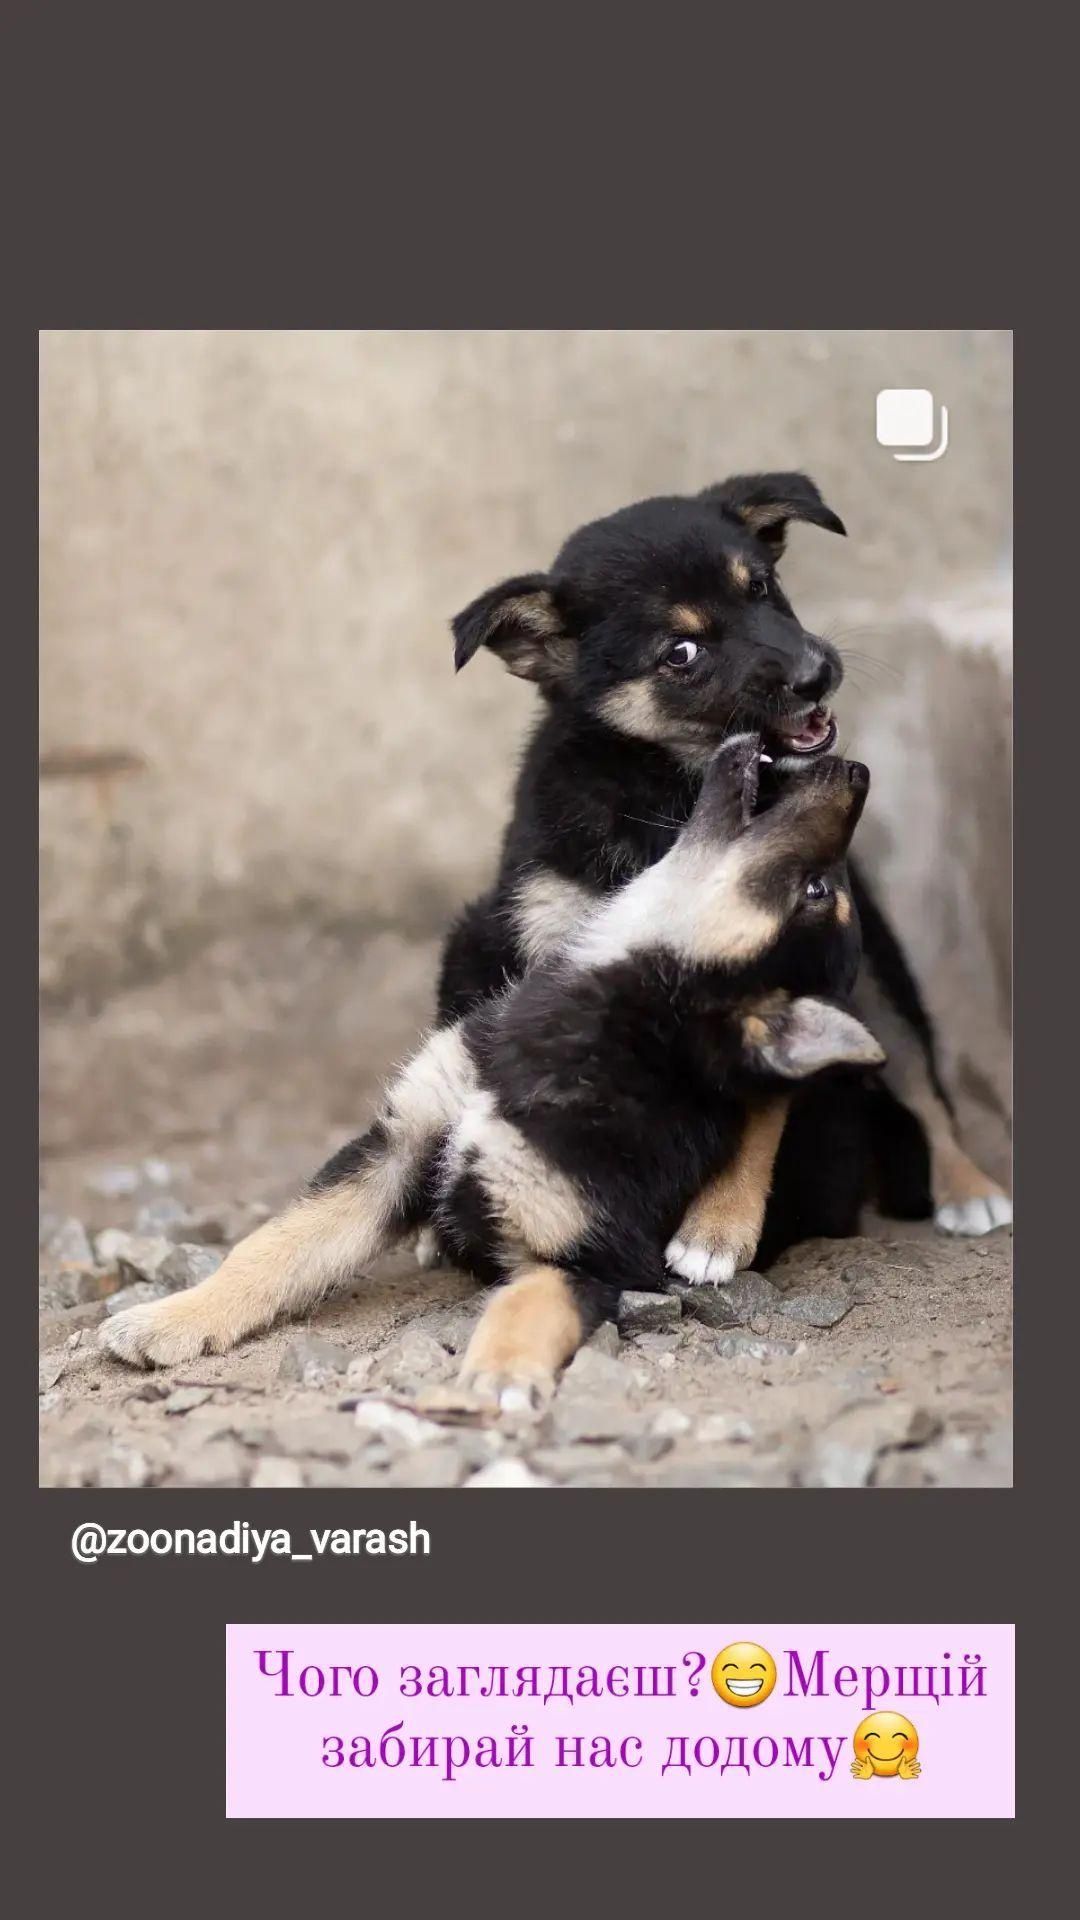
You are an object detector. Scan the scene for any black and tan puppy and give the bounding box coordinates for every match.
[101,740,880,1394]
[441,472,1011,1263]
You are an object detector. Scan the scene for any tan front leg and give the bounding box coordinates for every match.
[665,1097,790,1285]
[855,972,1012,1236]
[456,1265,585,1412]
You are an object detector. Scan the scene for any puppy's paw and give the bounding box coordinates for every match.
[99,1298,214,1368]
[664,1237,737,1287]
[935,1191,1012,1236]
[456,1363,555,1418]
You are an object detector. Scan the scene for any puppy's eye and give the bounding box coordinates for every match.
[664,639,699,668]
[748,578,768,599]
[804,876,830,901]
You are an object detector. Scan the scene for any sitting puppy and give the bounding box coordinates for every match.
[101,739,882,1399]
[441,472,1011,1261]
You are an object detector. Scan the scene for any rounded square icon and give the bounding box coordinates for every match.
[876,388,935,447]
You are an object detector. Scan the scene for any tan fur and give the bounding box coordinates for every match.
[100,1024,478,1368]
[728,557,751,589]
[454,1091,588,1256]
[853,971,1009,1213]
[570,835,780,970]
[675,1096,791,1268]
[459,1265,584,1395]
[595,678,676,745]
[486,590,561,640]
[100,1183,393,1368]
[669,604,706,633]
[512,868,597,965]
[835,889,852,926]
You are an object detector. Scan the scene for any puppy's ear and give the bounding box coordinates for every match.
[702,473,847,555]
[451,573,576,685]
[743,996,884,1079]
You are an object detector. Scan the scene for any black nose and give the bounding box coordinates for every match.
[792,654,833,702]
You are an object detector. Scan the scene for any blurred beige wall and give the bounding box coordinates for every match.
[40,329,1011,1114]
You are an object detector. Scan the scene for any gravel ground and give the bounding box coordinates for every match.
[40,927,1012,1490]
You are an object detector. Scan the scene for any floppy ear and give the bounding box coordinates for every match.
[702,472,847,555]
[451,572,576,685]
[744,996,884,1080]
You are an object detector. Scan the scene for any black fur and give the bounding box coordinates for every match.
[442,476,938,1251]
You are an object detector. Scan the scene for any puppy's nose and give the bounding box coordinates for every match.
[791,638,840,703]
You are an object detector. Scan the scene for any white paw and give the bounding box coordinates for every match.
[665,1238,737,1286]
[935,1192,1012,1237]
[414,1225,443,1270]
[99,1301,210,1369]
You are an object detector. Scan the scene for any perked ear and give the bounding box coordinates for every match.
[701,472,847,555]
[745,996,884,1080]
[451,572,576,685]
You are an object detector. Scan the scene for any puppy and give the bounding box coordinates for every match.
[100,739,880,1390]
[441,473,1011,1259]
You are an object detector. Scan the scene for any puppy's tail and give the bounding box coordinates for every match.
[100,1023,476,1368]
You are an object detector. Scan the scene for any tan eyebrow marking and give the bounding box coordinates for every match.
[669,604,706,634]
[835,889,852,925]
[729,557,751,589]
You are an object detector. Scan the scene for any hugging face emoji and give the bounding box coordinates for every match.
[851,1712,921,1780]
[711,1642,777,1708]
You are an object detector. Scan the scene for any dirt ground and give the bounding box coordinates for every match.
[39,924,1012,1490]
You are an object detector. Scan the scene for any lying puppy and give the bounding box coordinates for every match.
[101,739,881,1393]
[441,471,1011,1264]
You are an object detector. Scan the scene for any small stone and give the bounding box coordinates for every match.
[776,1292,854,1329]
[353,1399,446,1448]
[720,1271,781,1321]
[714,1330,805,1361]
[134,1196,192,1238]
[158,1244,224,1291]
[551,1397,644,1446]
[163,1386,215,1415]
[39,1197,65,1249]
[173,1439,247,1486]
[43,1217,94,1266]
[97,1446,155,1488]
[617,1290,682,1334]
[367,1330,455,1394]
[39,1300,109,1343]
[560,1347,633,1396]
[39,1355,66,1393]
[250,1456,305,1489]
[345,1354,375,1392]
[278,1333,350,1387]
[94,1231,174,1282]
[626,1429,675,1464]
[53,1262,122,1306]
[664,1282,741,1328]
[696,1411,755,1445]
[530,1443,629,1481]
[585,1321,621,1357]
[105,1280,168,1315]
[384,1444,466,1488]
[801,1400,942,1489]
[651,1406,693,1440]
[142,1157,176,1187]
[631,1330,684,1360]
[86,1164,141,1199]
[466,1459,552,1489]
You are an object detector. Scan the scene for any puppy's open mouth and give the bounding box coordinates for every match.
[766,705,837,757]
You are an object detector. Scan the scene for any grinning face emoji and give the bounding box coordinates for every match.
[711,1642,777,1708]
[851,1712,921,1780]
